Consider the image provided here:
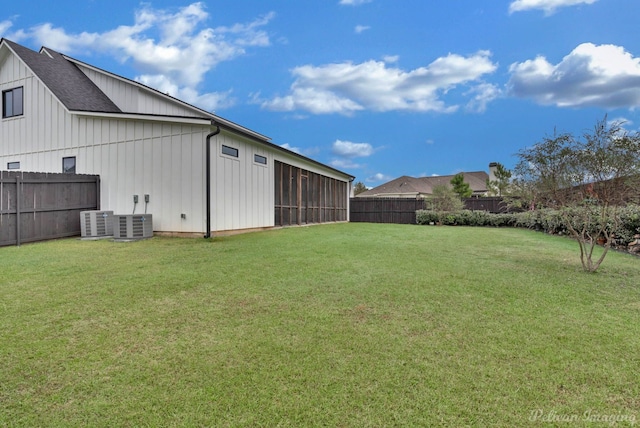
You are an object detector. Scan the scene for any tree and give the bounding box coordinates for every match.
[514,117,640,272]
[486,162,512,196]
[450,173,472,198]
[426,184,464,213]
[352,181,368,196]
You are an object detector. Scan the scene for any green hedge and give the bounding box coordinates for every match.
[416,205,640,247]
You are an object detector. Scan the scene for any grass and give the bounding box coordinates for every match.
[1,223,639,427]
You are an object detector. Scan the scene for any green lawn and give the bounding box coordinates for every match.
[1,223,639,427]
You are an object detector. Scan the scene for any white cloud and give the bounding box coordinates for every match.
[330,140,375,170]
[508,43,640,109]
[0,19,14,35]
[280,143,301,154]
[262,51,498,115]
[509,0,598,15]
[332,140,374,157]
[264,87,365,115]
[607,117,638,134]
[136,75,235,111]
[8,2,273,112]
[339,0,372,5]
[465,83,502,113]
[331,159,362,169]
[355,25,370,34]
[608,117,633,128]
[366,173,392,183]
[383,55,399,63]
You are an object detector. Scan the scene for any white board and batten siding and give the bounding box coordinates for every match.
[210,130,274,232]
[75,118,209,233]
[0,53,72,165]
[77,64,204,118]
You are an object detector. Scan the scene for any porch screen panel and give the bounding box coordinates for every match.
[274,160,347,226]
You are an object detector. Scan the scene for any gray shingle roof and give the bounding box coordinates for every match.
[358,171,489,197]
[4,39,121,113]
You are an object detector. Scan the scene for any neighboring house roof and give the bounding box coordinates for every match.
[358,171,489,197]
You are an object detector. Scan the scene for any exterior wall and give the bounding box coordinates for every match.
[77,64,202,117]
[210,130,274,232]
[75,118,208,233]
[1,103,209,232]
[1,53,71,163]
[207,132,352,233]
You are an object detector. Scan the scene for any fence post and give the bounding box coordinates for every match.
[15,175,21,247]
[96,177,101,210]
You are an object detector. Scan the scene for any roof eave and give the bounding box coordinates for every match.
[71,110,213,125]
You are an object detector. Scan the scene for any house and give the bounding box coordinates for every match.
[357,170,491,198]
[0,39,354,236]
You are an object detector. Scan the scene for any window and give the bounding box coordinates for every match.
[221,145,239,158]
[254,154,267,165]
[7,161,20,170]
[62,156,76,174]
[2,87,24,118]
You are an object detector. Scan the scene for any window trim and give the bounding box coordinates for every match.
[221,144,239,158]
[7,161,20,170]
[2,86,24,119]
[254,154,268,166]
[62,156,76,174]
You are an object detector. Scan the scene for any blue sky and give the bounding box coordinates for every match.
[2,0,639,186]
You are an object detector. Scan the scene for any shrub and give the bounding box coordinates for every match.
[416,205,640,251]
[416,210,440,225]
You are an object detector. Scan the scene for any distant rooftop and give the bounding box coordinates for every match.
[357,171,489,197]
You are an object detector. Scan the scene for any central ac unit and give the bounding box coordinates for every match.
[80,210,114,238]
[113,214,153,240]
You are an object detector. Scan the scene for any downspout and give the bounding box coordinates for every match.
[204,120,221,238]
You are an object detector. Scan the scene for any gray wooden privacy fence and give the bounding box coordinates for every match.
[350,198,424,224]
[350,196,507,224]
[0,171,100,247]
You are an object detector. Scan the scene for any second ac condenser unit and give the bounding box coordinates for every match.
[113,214,153,240]
[80,210,114,238]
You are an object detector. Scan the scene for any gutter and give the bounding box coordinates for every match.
[204,120,221,238]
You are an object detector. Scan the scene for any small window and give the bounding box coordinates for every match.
[2,87,24,118]
[222,145,239,158]
[62,156,76,174]
[7,161,20,170]
[254,154,267,165]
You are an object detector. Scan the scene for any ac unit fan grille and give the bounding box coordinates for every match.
[119,217,127,236]
[96,217,106,235]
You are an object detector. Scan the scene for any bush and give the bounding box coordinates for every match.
[416,205,640,250]
[416,210,441,225]
[416,209,517,227]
